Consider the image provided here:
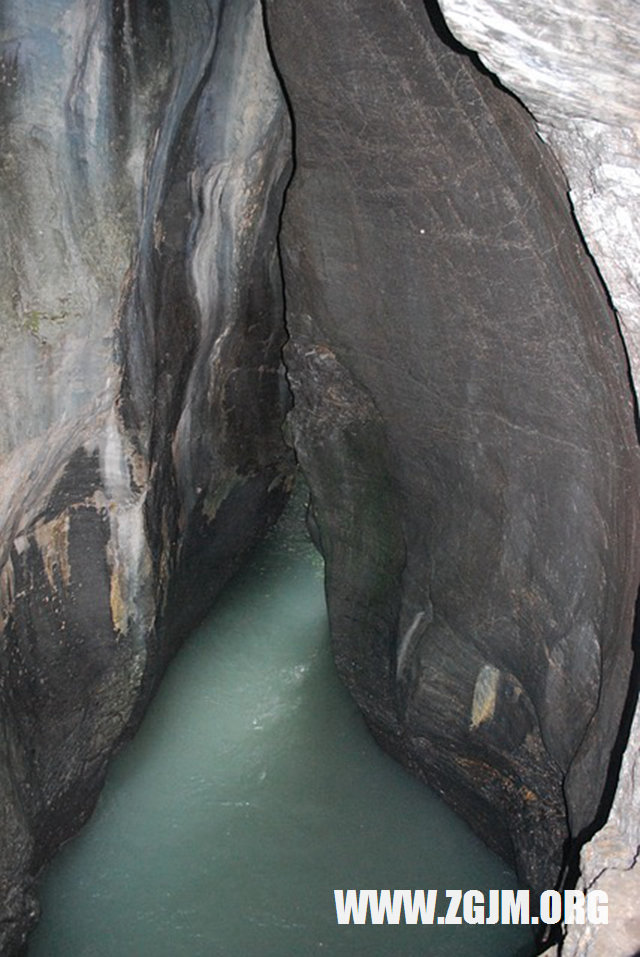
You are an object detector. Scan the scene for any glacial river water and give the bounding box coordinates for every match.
[30,484,533,956]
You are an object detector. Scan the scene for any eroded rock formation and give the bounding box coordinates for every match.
[264,0,640,896]
[0,2,293,952]
[1,0,638,953]
[432,0,640,952]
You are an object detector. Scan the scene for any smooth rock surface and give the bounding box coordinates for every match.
[0,3,293,953]
[2,1,639,952]
[439,0,640,388]
[264,0,640,896]
[434,2,640,951]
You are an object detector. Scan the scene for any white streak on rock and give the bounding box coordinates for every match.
[396,610,427,677]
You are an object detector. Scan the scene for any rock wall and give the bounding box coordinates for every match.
[439,0,640,379]
[547,701,640,956]
[1,1,638,953]
[434,2,640,952]
[0,2,293,952]
[264,0,640,897]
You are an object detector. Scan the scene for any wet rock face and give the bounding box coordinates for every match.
[264,0,640,892]
[0,2,293,952]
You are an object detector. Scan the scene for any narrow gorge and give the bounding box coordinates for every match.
[0,1,638,955]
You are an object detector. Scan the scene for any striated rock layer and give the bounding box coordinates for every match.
[0,2,293,952]
[264,0,640,895]
[439,0,640,381]
[435,0,640,952]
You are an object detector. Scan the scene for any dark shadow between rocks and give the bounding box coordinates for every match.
[421,0,535,108]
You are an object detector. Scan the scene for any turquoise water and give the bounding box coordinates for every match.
[30,485,533,956]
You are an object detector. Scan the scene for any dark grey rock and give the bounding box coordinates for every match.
[2,0,638,951]
[264,0,640,893]
[436,3,640,952]
[0,2,293,953]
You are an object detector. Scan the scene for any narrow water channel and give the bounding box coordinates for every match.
[30,483,533,956]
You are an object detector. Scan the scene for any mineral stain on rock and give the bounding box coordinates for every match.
[0,2,293,952]
[470,665,501,732]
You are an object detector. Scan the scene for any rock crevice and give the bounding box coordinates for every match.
[0,2,638,954]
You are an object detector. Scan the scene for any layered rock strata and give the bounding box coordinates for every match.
[0,2,293,953]
[264,0,640,895]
